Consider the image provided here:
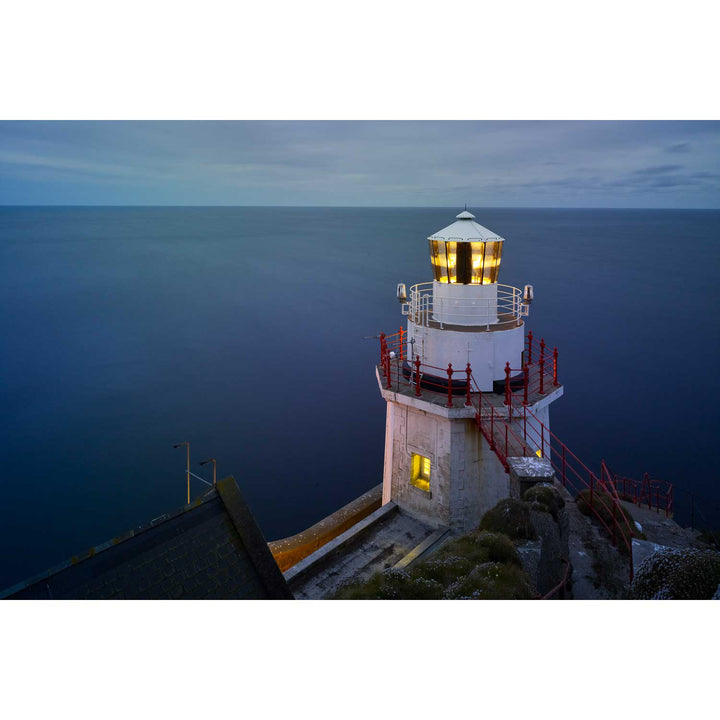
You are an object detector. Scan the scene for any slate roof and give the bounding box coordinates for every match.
[1,476,293,600]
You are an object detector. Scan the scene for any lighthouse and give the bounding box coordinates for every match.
[377,210,564,533]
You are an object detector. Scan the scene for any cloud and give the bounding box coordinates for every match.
[1,121,719,207]
[632,165,683,176]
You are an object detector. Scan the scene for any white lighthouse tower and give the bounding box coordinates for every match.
[377,210,564,533]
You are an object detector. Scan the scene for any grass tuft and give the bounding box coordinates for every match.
[479,498,537,541]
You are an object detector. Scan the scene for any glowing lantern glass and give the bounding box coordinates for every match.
[429,239,503,284]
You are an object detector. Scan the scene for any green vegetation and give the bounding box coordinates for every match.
[630,547,720,600]
[478,498,537,541]
[334,522,534,600]
[523,483,565,521]
[333,569,446,600]
[576,489,642,553]
[443,562,536,600]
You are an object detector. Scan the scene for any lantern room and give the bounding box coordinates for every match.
[428,210,504,285]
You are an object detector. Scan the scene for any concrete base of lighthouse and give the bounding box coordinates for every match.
[378,370,510,534]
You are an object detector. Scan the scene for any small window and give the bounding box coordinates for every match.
[411,453,431,492]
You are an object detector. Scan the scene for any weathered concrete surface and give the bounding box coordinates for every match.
[289,509,436,599]
[381,396,509,534]
[284,502,398,587]
[621,501,707,550]
[268,484,382,571]
[393,526,450,569]
[508,457,555,497]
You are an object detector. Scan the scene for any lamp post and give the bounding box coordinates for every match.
[173,441,190,504]
[199,458,217,486]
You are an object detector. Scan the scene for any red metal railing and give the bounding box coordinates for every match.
[377,327,664,581]
[602,468,674,518]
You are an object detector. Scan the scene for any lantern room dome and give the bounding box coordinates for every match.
[428,211,505,244]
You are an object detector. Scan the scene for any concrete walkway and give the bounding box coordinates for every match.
[289,508,437,599]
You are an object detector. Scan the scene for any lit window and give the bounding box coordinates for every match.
[411,453,431,492]
[428,240,503,284]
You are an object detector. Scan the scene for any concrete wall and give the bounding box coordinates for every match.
[382,399,509,534]
[268,484,382,571]
[509,402,551,459]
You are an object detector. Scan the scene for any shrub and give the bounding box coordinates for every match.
[630,547,720,600]
[433,535,493,566]
[470,531,521,566]
[413,555,476,586]
[523,484,565,521]
[479,498,537,541]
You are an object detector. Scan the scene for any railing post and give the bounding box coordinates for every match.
[399,326,405,361]
[553,347,559,386]
[504,362,511,406]
[446,363,454,408]
[414,356,422,396]
[465,363,472,407]
[523,365,529,405]
[527,330,533,364]
[523,407,527,442]
[380,332,391,388]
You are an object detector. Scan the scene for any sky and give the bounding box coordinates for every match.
[1,121,719,208]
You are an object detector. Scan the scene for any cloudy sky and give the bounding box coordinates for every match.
[1,121,719,207]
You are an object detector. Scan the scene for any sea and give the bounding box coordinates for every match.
[1,206,719,590]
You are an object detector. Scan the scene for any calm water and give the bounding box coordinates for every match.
[1,206,719,589]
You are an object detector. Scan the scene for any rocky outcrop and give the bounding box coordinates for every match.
[518,484,570,597]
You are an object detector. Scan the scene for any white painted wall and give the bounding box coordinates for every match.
[407,320,524,391]
[432,280,499,326]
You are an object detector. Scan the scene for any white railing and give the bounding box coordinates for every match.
[402,282,528,329]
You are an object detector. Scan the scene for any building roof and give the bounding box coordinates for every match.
[428,210,505,243]
[1,476,293,600]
